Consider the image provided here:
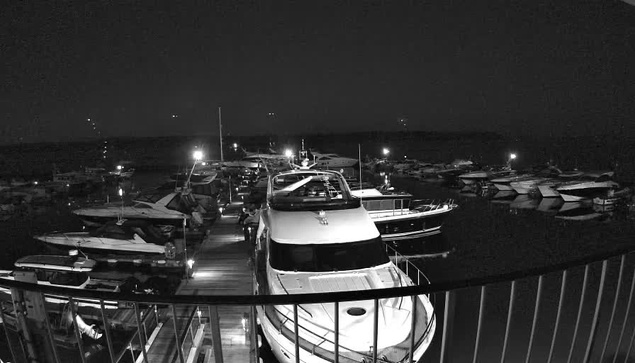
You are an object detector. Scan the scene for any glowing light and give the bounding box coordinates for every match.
[233,143,238,148]
[116,165,123,170]
[510,153,517,160]
[284,149,293,158]
[33,181,38,185]
[118,188,123,197]
[382,148,390,156]
[193,150,204,161]
[187,259,195,269]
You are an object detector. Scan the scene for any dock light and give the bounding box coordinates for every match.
[382,148,390,156]
[187,259,195,269]
[510,153,517,160]
[284,149,293,158]
[33,181,38,185]
[193,150,204,161]
[118,188,123,197]
[117,165,122,170]
[233,143,238,148]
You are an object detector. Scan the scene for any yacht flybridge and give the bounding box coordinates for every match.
[310,151,359,168]
[255,169,435,363]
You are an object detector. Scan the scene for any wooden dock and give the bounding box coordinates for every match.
[142,202,255,363]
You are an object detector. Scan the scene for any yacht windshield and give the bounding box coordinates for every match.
[269,172,360,211]
[269,237,390,272]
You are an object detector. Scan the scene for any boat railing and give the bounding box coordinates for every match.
[3,246,635,363]
[385,243,431,287]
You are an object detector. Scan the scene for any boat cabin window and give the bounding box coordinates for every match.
[28,269,88,286]
[269,237,390,272]
[362,199,410,211]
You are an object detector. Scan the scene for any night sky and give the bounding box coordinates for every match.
[2,0,634,143]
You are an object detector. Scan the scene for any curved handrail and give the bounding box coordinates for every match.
[1,246,633,306]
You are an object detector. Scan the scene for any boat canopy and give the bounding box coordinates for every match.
[14,255,96,272]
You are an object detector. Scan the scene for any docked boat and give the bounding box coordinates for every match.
[351,187,455,240]
[0,254,122,309]
[73,191,196,227]
[491,166,561,193]
[255,169,436,363]
[556,171,619,202]
[535,170,586,198]
[34,220,176,256]
[310,151,359,168]
[458,165,515,186]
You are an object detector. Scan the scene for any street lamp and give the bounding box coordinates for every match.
[382,148,390,157]
[284,149,293,158]
[188,150,204,185]
[510,153,517,160]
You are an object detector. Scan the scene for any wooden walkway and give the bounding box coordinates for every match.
[143,202,255,363]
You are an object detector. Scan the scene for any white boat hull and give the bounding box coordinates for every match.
[538,185,560,198]
[494,183,514,191]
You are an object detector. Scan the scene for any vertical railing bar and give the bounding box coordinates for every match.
[583,259,609,363]
[0,302,19,363]
[525,275,545,363]
[134,302,149,363]
[294,304,300,363]
[39,296,61,363]
[99,299,116,363]
[600,255,626,363]
[251,305,260,363]
[472,285,487,363]
[334,301,339,363]
[500,280,517,363]
[171,304,185,363]
[68,297,87,363]
[409,295,418,363]
[207,305,224,363]
[567,264,590,363]
[625,313,635,363]
[373,298,379,363]
[439,291,454,363]
[547,269,568,363]
[613,268,635,363]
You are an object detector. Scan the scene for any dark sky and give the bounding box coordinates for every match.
[2,0,635,143]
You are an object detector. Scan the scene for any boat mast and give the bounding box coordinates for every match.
[218,107,224,162]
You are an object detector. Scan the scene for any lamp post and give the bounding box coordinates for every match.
[382,147,390,159]
[187,150,204,186]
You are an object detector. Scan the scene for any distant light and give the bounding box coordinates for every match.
[33,181,38,185]
[233,143,238,148]
[201,162,207,166]
[404,155,407,159]
[116,165,123,170]
[187,259,195,269]
[87,118,91,122]
[510,153,517,160]
[284,149,293,158]
[193,150,204,161]
[382,148,390,156]
[172,114,178,118]
[118,188,123,197]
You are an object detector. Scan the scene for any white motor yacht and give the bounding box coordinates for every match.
[255,169,435,363]
[311,151,359,168]
[34,220,175,256]
[535,170,586,198]
[73,191,195,227]
[0,254,121,309]
[556,171,619,202]
[351,187,455,240]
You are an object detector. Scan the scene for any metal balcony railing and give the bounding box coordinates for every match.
[1,246,635,363]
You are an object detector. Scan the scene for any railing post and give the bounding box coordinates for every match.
[472,286,487,363]
[440,290,456,363]
[409,295,418,363]
[547,270,568,363]
[134,302,149,363]
[373,298,379,363]
[171,304,185,363]
[600,255,626,363]
[99,299,117,363]
[208,305,224,363]
[583,259,609,363]
[68,297,87,363]
[293,304,300,363]
[613,268,635,363]
[251,305,260,363]
[334,301,340,363]
[500,280,516,363]
[525,275,544,363]
[568,264,590,363]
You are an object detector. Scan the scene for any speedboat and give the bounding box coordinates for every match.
[255,169,436,363]
[458,165,515,186]
[0,254,121,309]
[535,170,585,198]
[73,191,196,227]
[311,151,359,168]
[491,167,561,193]
[556,171,619,202]
[34,220,176,256]
[351,186,456,240]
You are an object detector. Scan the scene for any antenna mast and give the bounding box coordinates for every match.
[218,107,224,162]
